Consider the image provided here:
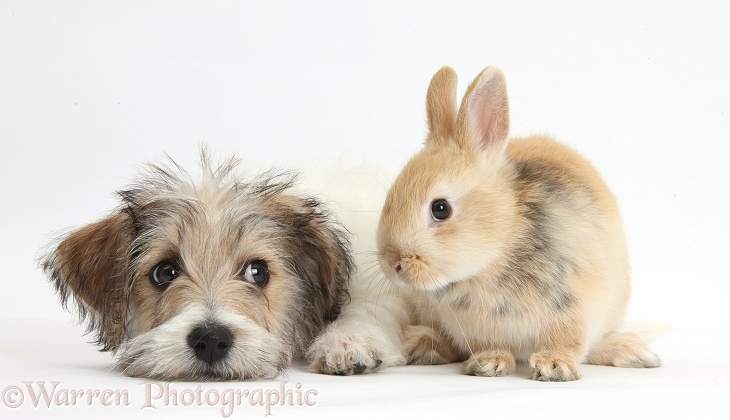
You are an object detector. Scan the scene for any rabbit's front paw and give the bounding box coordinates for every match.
[462,349,515,377]
[529,351,581,381]
[403,325,460,365]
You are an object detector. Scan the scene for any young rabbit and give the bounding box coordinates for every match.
[376,66,660,381]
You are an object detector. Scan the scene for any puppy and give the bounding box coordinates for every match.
[41,152,352,380]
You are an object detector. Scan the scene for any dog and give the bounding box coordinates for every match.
[41,152,352,380]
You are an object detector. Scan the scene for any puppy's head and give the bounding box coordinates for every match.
[42,154,352,380]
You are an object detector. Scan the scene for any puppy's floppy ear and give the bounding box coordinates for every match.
[42,211,135,351]
[277,194,353,337]
[298,203,353,320]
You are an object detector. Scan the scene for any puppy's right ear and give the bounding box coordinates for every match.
[42,211,135,351]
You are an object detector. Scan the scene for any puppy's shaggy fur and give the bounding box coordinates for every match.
[42,153,352,380]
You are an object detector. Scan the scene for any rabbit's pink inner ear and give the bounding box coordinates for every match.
[457,67,511,155]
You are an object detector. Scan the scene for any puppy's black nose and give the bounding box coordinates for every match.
[187,324,233,364]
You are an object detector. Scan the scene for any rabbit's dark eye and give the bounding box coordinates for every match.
[431,199,451,221]
[150,260,180,288]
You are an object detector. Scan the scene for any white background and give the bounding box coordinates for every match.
[1,1,728,419]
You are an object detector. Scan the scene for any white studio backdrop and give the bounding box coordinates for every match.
[0,1,728,418]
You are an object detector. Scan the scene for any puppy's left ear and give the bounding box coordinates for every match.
[280,195,353,335]
[42,211,135,351]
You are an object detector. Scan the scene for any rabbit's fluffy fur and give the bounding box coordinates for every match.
[310,66,660,381]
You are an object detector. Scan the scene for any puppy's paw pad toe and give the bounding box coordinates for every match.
[308,333,383,376]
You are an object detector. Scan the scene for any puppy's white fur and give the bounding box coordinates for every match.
[120,305,285,380]
[43,153,352,381]
[304,163,407,374]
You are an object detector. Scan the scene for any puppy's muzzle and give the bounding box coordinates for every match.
[187,324,233,365]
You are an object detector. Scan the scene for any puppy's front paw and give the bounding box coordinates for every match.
[307,329,384,376]
[462,349,515,377]
[403,325,460,365]
[529,352,581,382]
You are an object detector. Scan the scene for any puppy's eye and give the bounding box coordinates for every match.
[242,260,269,287]
[431,199,451,221]
[150,260,180,287]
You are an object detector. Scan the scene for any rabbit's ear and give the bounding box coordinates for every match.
[425,66,459,145]
[455,67,510,157]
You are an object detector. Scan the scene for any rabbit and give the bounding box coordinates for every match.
[375,66,661,381]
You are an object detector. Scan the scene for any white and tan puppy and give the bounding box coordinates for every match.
[42,152,352,380]
[375,66,660,381]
